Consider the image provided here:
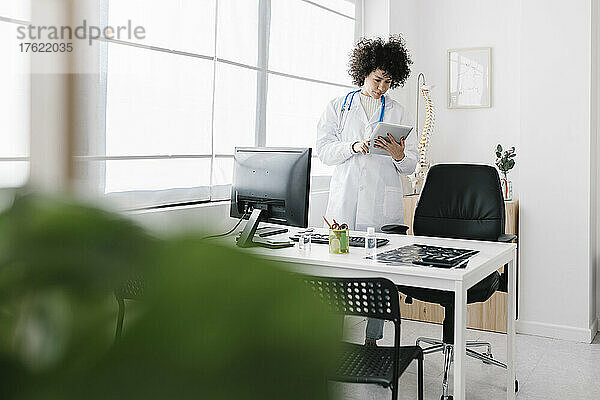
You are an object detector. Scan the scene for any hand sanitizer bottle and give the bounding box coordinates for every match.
[298,228,312,252]
[365,227,377,257]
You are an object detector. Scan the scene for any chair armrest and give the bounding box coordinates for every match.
[497,234,517,243]
[498,269,508,293]
[497,235,516,292]
[381,224,410,235]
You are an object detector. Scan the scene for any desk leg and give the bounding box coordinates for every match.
[453,281,467,400]
[506,252,517,400]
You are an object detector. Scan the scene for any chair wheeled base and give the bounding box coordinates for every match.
[416,337,516,400]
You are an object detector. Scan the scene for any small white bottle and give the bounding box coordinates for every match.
[365,227,377,257]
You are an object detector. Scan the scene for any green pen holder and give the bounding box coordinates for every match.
[329,228,350,254]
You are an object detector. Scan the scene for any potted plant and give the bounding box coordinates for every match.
[495,144,516,200]
[0,193,337,399]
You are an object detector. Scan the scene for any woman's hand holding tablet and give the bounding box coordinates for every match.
[369,122,413,157]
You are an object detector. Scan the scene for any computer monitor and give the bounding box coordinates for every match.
[230,147,311,248]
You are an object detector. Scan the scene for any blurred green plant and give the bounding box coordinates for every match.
[0,192,337,400]
[495,144,516,179]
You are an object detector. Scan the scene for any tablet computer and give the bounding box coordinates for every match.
[368,123,413,156]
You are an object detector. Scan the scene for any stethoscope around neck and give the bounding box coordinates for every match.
[338,89,386,133]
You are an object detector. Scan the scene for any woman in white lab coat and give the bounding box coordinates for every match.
[316,35,417,344]
[316,35,417,232]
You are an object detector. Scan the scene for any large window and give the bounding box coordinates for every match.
[0,3,31,188]
[86,0,359,208]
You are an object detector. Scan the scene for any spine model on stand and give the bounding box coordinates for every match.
[417,85,435,170]
[410,74,436,194]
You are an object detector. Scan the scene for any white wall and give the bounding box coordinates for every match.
[363,0,389,38]
[388,0,420,120]
[363,0,420,126]
[519,0,596,342]
[590,2,600,332]
[379,0,598,341]
[129,202,231,237]
[129,189,330,237]
[412,0,521,195]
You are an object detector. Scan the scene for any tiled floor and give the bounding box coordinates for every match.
[331,317,600,400]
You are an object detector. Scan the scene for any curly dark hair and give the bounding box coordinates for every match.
[348,35,413,89]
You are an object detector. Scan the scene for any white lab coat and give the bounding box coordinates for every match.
[316,93,418,232]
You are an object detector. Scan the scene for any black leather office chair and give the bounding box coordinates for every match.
[303,276,423,400]
[395,164,516,400]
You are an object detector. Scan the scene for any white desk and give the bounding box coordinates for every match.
[249,228,517,400]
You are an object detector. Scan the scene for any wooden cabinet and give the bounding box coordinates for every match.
[400,195,518,333]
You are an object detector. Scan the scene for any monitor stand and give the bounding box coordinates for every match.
[236,208,263,248]
[236,208,294,249]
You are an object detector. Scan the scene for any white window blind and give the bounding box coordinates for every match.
[83,0,359,209]
[0,2,31,188]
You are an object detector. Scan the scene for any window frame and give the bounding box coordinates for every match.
[79,0,363,209]
[0,15,31,188]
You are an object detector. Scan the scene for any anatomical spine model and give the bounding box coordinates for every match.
[410,74,436,193]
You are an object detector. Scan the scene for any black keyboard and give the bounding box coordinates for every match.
[289,233,389,248]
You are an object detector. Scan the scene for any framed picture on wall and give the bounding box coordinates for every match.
[447,47,491,108]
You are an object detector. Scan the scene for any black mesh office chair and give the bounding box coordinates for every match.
[303,276,423,400]
[395,164,516,400]
[114,277,144,343]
